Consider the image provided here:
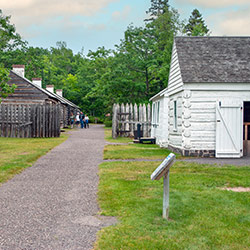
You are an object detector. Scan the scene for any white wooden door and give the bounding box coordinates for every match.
[216,100,243,158]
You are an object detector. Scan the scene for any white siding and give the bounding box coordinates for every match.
[184,88,250,151]
[168,92,183,149]
[167,42,184,96]
[151,95,169,147]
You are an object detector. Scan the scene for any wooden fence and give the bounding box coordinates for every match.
[0,104,61,138]
[112,103,151,138]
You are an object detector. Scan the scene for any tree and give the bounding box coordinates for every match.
[146,2,182,88]
[0,9,26,51]
[0,66,15,103]
[0,9,24,102]
[146,0,169,21]
[118,24,158,99]
[184,9,209,36]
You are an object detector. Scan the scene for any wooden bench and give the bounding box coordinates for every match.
[133,137,156,144]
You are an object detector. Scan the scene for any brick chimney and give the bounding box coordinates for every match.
[56,89,63,97]
[46,85,54,93]
[12,65,25,78]
[32,78,42,88]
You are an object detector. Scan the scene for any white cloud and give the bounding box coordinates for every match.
[175,0,250,8]
[112,6,132,21]
[0,0,117,40]
[210,8,250,35]
[1,0,118,26]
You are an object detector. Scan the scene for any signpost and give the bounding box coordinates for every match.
[151,153,176,219]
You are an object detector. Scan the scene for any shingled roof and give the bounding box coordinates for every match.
[175,36,250,83]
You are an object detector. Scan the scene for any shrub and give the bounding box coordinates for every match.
[104,120,112,127]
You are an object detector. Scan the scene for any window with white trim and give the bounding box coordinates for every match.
[152,101,160,126]
[174,100,177,131]
[157,101,160,124]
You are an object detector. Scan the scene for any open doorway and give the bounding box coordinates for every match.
[243,102,250,156]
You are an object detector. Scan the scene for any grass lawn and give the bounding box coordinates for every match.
[104,128,132,144]
[104,144,175,160]
[97,161,250,249]
[104,128,179,160]
[0,133,69,184]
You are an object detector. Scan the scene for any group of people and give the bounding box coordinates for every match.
[70,112,89,129]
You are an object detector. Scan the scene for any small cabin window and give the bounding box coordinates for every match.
[174,100,177,131]
[152,103,156,123]
[157,101,160,124]
[152,101,160,126]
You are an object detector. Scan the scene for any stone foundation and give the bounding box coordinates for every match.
[168,145,215,158]
[183,149,215,158]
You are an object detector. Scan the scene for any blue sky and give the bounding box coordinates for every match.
[1,0,250,54]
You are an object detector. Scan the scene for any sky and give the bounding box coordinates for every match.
[1,0,250,54]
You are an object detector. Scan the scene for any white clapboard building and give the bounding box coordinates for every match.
[150,37,250,158]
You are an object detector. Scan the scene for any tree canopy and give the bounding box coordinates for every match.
[0,9,27,102]
[184,9,209,36]
[0,5,210,115]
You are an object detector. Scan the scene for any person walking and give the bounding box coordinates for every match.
[85,114,89,128]
[80,112,85,129]
[75,112,80,128]
[70,112,75,129]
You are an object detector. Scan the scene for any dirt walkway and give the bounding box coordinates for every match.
[0,125,115,250]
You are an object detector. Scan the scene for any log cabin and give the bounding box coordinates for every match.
[2,65,80,127]
[150,37,250,158]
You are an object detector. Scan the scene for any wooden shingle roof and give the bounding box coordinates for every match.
[175,36,250,83]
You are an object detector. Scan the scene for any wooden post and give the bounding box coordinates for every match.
[163,171,170,219]
[143,104,147,137]
[147,103,151,137]
[112,103,118,139]
[125,103,130,137]
[120,103,125,137]
[134,103,138,135]
[129,103,133,137]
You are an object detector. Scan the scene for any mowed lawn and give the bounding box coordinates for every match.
[0,133,68,184]
[104,128,177,160]
[97,130,250,249]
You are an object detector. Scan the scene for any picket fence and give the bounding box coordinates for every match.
[0,104,61,138]
[112,103,151,139]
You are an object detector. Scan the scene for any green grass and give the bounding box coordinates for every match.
[104,128,180,160]
[104,128,134,144]
[104,143,175,160]
[96,161,250,250]
[0,133,69,184]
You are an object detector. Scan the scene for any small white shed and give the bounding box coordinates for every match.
[151,36,250,158]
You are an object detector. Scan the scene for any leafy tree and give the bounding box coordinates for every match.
[146,1,182,88]
[146,0,169,21]
[0,66,15,103]
[0,9,25,101]
[118,25,158,99]
[184,9,209,36]
[0,9,26,51]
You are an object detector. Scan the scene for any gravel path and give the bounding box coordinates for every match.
[0,125,115,250]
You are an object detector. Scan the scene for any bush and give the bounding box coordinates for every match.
[88,116,104,124]
[104,120,112,127]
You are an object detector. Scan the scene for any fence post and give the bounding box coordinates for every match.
[147,103,151,137]
[143,104,147,137]
[112,103,118,138]
[120,103,125,137]
[134,103,138,131]
[129,103,133,137]
[125,103,130,137]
